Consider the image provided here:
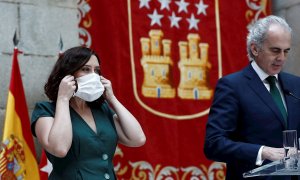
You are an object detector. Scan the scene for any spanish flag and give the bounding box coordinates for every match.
[0,47,39,179]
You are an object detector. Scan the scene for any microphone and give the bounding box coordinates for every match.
[284,89,300,100]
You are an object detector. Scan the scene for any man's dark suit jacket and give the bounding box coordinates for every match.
[204,64,300,180]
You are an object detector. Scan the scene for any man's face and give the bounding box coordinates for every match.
[252,24,291,75]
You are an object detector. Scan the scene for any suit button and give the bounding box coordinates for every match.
[104,173,110,179]
[102,154,108,160]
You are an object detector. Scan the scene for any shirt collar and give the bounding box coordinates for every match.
[251,61,278,81]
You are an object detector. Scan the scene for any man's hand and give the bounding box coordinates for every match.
[262,146,285,161]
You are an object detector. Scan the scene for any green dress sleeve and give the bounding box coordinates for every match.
[31,101,56,137]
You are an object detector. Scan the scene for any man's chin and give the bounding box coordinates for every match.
[270,67,282,74]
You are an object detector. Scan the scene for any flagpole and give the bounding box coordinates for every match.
[59,34,63,55]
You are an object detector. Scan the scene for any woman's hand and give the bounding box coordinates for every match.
[100,76,115,101]
[57,75,76,100]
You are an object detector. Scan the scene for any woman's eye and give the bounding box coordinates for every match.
[82,67,90,72]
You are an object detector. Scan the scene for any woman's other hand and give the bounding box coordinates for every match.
[57,75,76,100]
[100,76,115,101]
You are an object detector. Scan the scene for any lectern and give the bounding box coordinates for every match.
[243,158,300,178]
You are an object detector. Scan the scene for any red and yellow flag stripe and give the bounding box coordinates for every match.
[0,48,39,179]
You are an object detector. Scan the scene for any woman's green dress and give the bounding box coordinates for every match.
[31,101,118,180]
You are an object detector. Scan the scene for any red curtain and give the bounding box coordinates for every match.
[78,0,270,179]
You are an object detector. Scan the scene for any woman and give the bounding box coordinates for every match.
[31,46,146,179]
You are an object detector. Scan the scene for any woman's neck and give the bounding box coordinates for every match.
[70,97,88,111]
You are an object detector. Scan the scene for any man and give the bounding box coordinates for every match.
[204,15,300,179]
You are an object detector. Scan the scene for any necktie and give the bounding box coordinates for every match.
[266,76,287,124]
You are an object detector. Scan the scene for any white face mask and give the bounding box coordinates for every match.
[74,73,104,102]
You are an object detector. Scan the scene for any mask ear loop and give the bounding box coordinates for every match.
[73,79,78,97]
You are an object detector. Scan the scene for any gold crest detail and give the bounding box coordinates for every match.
[140,30,212,100]
[140,29,176,98]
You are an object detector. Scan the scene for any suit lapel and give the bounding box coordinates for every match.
[243,65,286,128]
[279,73,297,129]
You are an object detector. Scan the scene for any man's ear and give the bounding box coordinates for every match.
[251,44,259,56]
